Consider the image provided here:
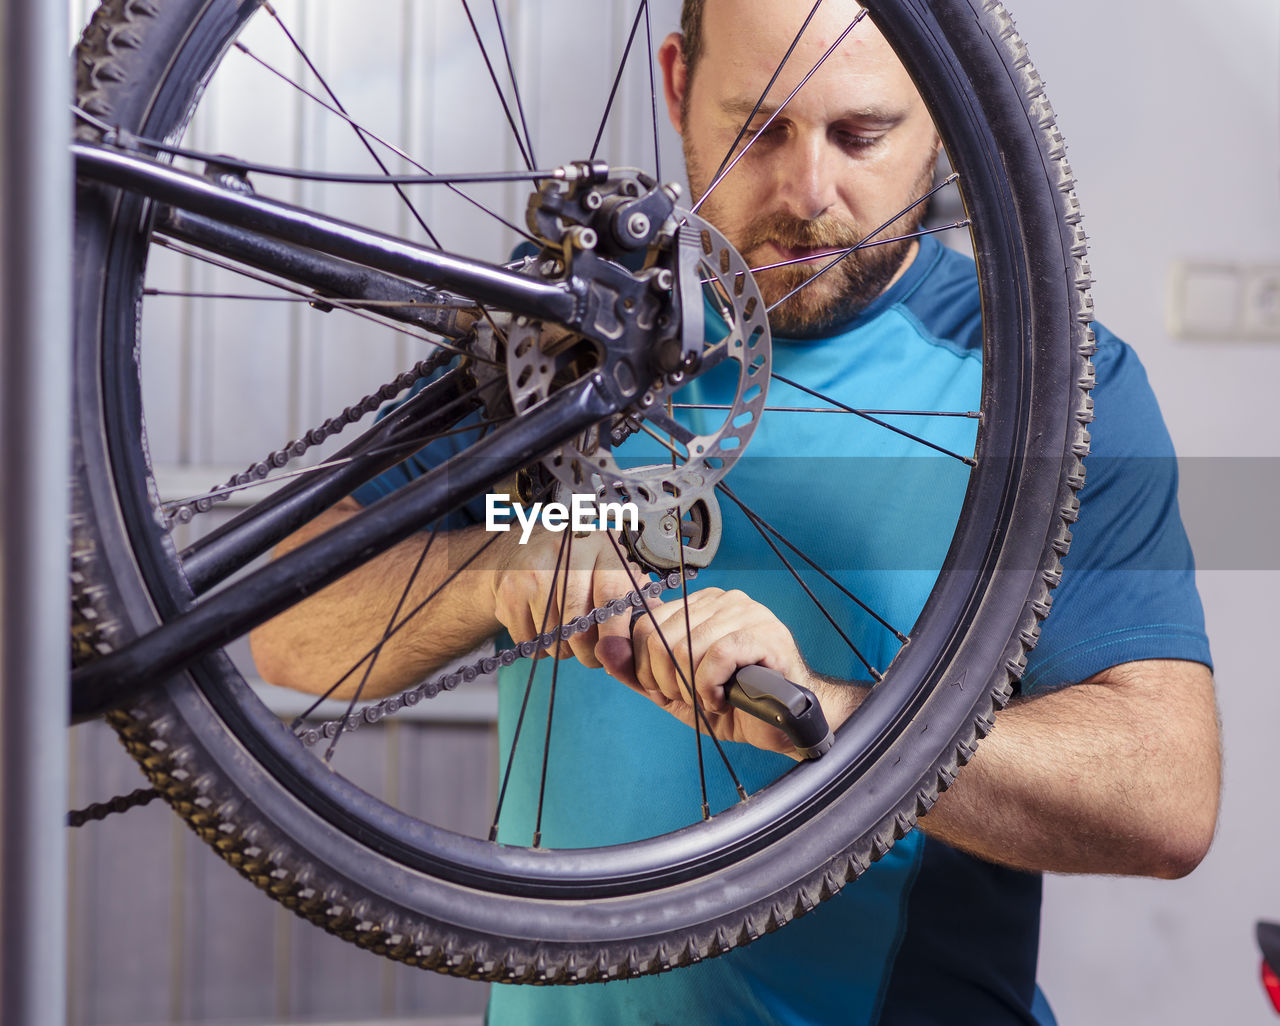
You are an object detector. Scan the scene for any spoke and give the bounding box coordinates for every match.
[151,236,499,366]
[756,177,978,467]
[765,175,960,314]
[461,0,534,171]
[674,507,711,820]
[286,419,529,731]
[226,47,540,243]
[643,0,662,182]
[716,482,908,646]
[744,220,970,277]
[602,532,748,803]
[288,528,508,732]
[626,378,931,663]
[590,1,646,161]
[258,8,441,249]
[490,523,573,843]
[770,371,977,465]
[665,408,708,817]
[324,526,441,762]
[288,431,554,735]
[701,0,827,196]
[692,6,868,216]
[489,0,537,169]
[533,530,575,847]
[672,402,978,418]
[632,417,701,460]
[635,419,689,460]
[717,484,884,681]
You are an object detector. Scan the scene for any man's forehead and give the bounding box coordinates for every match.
[699,0,885,49]
[696,0,904,93]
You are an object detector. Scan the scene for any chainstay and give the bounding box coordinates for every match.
[69,567,696,825]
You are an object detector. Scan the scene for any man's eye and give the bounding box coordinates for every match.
[836,131,880,151]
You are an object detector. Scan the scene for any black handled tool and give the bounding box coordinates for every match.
[630,609,832,758]
[726,665,833,759]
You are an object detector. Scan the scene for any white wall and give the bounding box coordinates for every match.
[66,0,1279,1021]
[1002,1,1280,1022]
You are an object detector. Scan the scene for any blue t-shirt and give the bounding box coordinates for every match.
[354,234,1211,1025]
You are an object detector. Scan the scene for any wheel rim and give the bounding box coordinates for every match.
[73,0,1088,957]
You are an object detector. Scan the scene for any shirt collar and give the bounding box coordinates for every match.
[772,233,944,343]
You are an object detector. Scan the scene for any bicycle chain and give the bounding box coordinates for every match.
[69,567,696,826]
[77,311,700,823]
[162,347,458,529]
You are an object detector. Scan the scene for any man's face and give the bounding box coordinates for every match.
[659,0,940,335]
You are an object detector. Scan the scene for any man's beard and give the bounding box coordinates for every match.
[686,149,937,336]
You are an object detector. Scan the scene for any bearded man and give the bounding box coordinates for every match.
[252,1,1220,1023]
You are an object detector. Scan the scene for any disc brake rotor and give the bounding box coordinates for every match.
[506,210,771,515]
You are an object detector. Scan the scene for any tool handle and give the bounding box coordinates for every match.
[726,665,833,759]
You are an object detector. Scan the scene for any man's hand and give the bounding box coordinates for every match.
[614,586,860,755]
[488,527,647,668]
[252,500,650,699]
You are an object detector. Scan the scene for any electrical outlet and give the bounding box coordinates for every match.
[1168,261,1280,340]
[1168,262,1240,338]
[1242,266,1280,336]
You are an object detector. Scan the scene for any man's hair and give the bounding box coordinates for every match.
[680,0,707,80]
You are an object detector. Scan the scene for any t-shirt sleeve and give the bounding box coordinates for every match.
[1019,327,1213,694]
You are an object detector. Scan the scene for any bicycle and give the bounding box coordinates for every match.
[68,0,1093,983]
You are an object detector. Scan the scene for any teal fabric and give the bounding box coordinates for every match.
[355,234,1211,1024]
[488,238,980,1024]
[1019,324,1211,693]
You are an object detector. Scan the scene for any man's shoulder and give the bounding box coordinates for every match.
[1084,323,1180,458]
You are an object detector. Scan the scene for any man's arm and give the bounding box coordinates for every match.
[250,497,639,700]
[249,497,500,699]
[623,590,1221,879]
[916,658,1220,879]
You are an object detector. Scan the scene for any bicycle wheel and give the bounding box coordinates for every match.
[70,0,1093,982]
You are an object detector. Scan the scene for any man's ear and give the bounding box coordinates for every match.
[657,32,688,135]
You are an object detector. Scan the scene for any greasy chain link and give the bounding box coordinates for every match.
[294,567,695,744]
[68,568,696,826]
[162,346,458,529]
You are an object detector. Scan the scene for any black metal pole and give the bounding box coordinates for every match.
[0,0,70,1022]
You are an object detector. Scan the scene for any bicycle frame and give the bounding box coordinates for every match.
[74,143,581,324]
[69,141,665,719]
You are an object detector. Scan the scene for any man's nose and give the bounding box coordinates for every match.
[775,135,841,221]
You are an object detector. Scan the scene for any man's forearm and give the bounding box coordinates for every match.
[249,498,506,699]
[906,659,1221,878]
